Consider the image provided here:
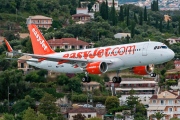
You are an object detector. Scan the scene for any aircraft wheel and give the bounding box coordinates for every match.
[150,73,156,77]
[117,77,122,83]
[112,77,117,83]
[87,76,91,83]
[82,76,87,82]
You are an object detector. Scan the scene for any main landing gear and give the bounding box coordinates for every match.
[112,70,122,83]
[82,72,91,83]
[150,73,156,77]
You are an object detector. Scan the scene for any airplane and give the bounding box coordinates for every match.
[4,24,175,83]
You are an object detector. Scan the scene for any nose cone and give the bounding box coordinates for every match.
[168,49,175,60]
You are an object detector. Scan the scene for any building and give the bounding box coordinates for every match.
[115,78,158,105]
[147,90,180,120]
[165,60,180,80]
[17,55,33,74]
[166,38,180,44]
[26,15,53,29]
[114,110,133,120]
[114,33,131,39]
[164,15,171,22]
[47,38,89,50]
[82,81,100,91]
[72,13,91,23]
[81,1,100,12]
[67,107,97,120]
[72,8,93,24]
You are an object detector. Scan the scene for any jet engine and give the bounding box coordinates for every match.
[85,62,108,74]
[132,64,154,75]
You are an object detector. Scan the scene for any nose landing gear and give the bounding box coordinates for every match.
[150,73,156,77]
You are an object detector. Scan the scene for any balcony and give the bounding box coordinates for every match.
[148,111,180,115]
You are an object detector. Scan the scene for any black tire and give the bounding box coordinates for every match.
[117,77,122,83]
[87,76,91,83]
[153,73,156,77]
[82,76,87,82]
[150,73,156,77]
[112,77,117,83]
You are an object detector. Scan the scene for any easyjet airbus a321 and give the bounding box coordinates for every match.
[4,24,175,83]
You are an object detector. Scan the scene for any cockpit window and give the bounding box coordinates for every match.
[161,46,168,49]
[154,46,168,50]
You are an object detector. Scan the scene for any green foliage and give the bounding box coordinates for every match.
[105,96,119,111]
[25,70,47,83]
[23,107,47,120]
[30,88,45,101]
[151,112,165,120]
[23,107,36,120]
[57,73,69,85]
[38,93,58,119]
[1,113,14,120]
[73,113,86,120]
[86,117,102,120]
[0,69,27,100]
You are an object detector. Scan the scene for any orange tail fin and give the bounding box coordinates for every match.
[4,38,13,52]
[28,24,55,55]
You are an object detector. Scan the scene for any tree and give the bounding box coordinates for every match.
[131,21,136,38]
[57,73,69,85]
[126,6,129,26]
[178,19,180,35]
[105,96,119,111]
[105,0,108,20]
[38,93,58,119]
[110,0,117,26]
[23,107,37,120]
[126,89,139,109]
[159,19,162,32]
[119,6,124,22]
[134,12,138,24]
[100,2,107,20]
[139,11,143,25]
[144,6,147,21]
[151,112,166,120]
[73,113,86,120]
[36,113,48,120]
[167,20,170,30]
[1,113,14,120]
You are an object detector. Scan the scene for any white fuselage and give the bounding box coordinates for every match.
[27,41,174,73]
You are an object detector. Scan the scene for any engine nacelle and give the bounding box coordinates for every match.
[132,64,154,75]
[85,62,108,74]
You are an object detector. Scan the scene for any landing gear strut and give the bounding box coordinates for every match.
[82,72,91,83]
[112,70,121,83]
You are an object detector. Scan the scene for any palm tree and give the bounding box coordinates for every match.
[152,112,166,120]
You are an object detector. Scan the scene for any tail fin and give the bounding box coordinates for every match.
[4,38,13,52]
[28,24,55,55]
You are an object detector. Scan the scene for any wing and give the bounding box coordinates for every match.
[23,53,114,64]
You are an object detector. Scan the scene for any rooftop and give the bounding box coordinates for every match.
[28,15,52,20]
[47,38,89,46]
[67,107,96,113]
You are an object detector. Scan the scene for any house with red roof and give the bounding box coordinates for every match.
[47,38,90,50]
[147,90,180,119]
[67,107,97,120]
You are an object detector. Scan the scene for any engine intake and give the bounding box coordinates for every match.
[132,64,154,75]
[85,62,108,74]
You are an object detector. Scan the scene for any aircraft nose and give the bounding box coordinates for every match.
[169,49,175,60]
